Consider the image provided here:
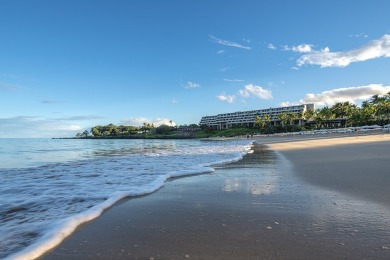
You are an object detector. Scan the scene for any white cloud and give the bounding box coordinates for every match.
[279,101,300,107]
[209,35,251,50]
[239,84,273,100]
[284,44,313,53]
[217,94,236,103]
[267,43,276,50]
[184,81,200,89]
[297,34,390,67]
[281,84,390,107]
[120,117,176,127]
[217,50,225,55]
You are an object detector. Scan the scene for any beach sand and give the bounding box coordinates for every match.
[266,132,390,207]
[42,132,390,259]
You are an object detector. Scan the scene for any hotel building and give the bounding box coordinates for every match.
[199,104,314,129]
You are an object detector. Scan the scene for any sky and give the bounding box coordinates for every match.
[1,0,390,137]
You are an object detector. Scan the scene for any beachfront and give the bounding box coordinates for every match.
[42,132,390,259]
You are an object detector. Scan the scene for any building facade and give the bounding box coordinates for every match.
[199,104,314,129]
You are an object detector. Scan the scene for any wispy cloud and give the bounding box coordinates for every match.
[53,115,106,121]
[183,81,200,89]
[267,43,277,50]
[120,117,176,127]
[209,35,251,50]
[0,82,24,92]
[297,34,390,67]
[0,116,86,138]
[349,33,368,38]
[41,99,62,104]
[224,78,244,82]
[239,84,273,100]
[217,50,225,55]
[216,94,236,103]
[281,84,390,107]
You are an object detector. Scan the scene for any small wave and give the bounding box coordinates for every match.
[1,139,253,259]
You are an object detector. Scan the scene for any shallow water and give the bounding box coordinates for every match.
[0,138,253,259]
[43,144,390,259]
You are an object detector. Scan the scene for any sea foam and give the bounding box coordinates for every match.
[0,139,253,259]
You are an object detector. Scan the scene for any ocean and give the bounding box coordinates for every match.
[0,138,253,260]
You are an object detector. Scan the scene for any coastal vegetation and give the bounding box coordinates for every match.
[75,93,390,138]
[254,92,390,134]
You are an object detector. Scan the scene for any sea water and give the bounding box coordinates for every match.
[0,138,253,259]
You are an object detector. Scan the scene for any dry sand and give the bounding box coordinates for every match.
[41,132,390,259]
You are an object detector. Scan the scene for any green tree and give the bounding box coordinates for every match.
[91,126,103,136]
[360,101,376,125]
[297,110,305,126]
[286,112,297,125]
[314,109,325,128]
[156,124,172,135]
[262,114,271,127]
[141,123,154,133]
[318,106,334,127]
[278,112,289,128]
[255,115,266,129]
[331,102,356,119]
[304,109,316,122]
[369,92,390,123]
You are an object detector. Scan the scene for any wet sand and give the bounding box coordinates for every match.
[42,133,390,259]
[266,133,390,207]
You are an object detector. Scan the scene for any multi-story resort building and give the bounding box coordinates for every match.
[199,104,314,129]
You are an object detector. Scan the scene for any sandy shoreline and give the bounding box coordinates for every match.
[41,133,390,259]
[265,133,390,207]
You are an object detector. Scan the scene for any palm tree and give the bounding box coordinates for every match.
[331,102,355,119]
[318,106,335,127]
[304,109,316,122]
[278,112,289,128]
[369,92,390,123]
[360,101,376,125]
[379,100,390,123]
[255,115,266,129]
[315,109,325,128]
[286,112,297,126]
[331,102,357,127]
[297,110,305,126]
[263,114,271,125]
[262,114,272,131]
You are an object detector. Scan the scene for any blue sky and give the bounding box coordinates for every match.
[1,0,390,137]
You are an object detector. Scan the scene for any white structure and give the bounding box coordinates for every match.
[199,104,314,129]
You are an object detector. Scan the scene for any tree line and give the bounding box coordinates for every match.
[255,92,390,133]
[76,123,200,138]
